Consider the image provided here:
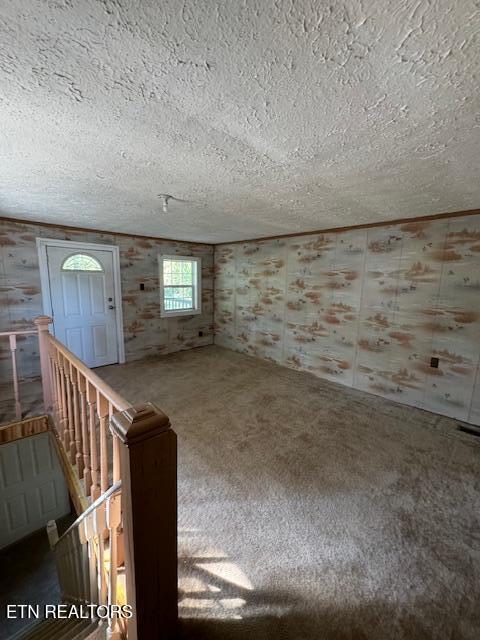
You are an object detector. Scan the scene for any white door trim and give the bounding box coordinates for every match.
[36,237,125,364]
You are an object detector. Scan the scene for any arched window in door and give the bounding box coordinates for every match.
[61,253,103,272]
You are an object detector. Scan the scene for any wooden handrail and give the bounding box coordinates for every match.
[28,316,178,639]
[46,325,131,505]
[48,335,131,413]
[0,330,37,336]
[50,480,124,637]
[0,327,38,420]
[57,480,121,545]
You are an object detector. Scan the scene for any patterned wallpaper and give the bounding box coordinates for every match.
[2,214,480,426]
[0,219,214,379]
[214,214,480,425]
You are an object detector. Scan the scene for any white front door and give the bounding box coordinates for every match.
[46,245,119,368]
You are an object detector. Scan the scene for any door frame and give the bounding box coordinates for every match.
[36,237,125,364]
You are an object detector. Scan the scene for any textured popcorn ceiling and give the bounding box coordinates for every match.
[0,1,478,243]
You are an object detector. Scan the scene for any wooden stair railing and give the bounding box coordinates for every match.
[46,326,131,501]
[0,328,37,420]
[110,405,178,640]
[48,481,123,638]
[32,316,178,640]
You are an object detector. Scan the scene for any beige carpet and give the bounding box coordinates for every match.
[99,345,480,640]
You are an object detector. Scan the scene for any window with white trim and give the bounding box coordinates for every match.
[159,255,202,317]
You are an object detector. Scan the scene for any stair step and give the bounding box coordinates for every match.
[82,621,107,640]
[7,620,50,640]
[56,620,98,640]
[29,618,72,640]
[7,618,56,640]
[8,618,99,640]
[24,618,72,640]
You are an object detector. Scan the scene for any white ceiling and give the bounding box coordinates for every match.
[0,1,478,243]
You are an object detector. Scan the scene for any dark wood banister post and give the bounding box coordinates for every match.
[110,403,178,640]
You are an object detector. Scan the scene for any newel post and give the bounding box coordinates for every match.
[34,315,53,413]
[110,403,178,640]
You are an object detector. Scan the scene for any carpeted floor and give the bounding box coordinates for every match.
[100,346,477,639]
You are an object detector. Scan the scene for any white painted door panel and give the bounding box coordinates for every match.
[47,246,118,368]
[0,433,70,549]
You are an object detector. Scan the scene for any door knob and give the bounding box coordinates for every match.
[108,305,115,310]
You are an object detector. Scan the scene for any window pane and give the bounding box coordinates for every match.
[164,286,194,311]
[171,272,183,285]
[181,264,193,284]
[62,254,103,271]
[163,258,194,287]
[161,256,199,314]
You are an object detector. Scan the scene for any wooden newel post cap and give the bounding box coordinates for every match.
[34,315,53,328]
[110,402,171,446]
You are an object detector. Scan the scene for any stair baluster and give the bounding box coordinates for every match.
[78,373,92,496]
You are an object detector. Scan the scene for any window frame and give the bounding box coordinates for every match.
[158,254,202,318]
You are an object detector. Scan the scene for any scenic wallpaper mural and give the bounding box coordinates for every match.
[214,213,480,425]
